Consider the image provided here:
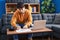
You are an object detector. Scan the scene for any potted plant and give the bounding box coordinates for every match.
[41,0,55,13]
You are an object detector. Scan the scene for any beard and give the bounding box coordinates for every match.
[20,11,25,14]
[21,9,25,14]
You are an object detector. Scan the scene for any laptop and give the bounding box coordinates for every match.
[31,20,46,30]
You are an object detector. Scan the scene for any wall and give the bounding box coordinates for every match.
[0,0,6,19]
[40,0,60,13]
[0,0,60,19]
[53,0,60,13]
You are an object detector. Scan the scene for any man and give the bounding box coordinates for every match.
[11,2,32,40]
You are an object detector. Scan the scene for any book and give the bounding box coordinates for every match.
[32,7,34,12]
[6,0,9,3]
[30,0,35,3]
[17,0,20,3]
[17,0,22,2]
[26,0,28,3]
[34,0,40,3]
[8,0,12,3]
[12,0,15,3]
[23,0,27,3]
[14,0,17,3]
[20,0,23,2]
[34,7,36,12]
[32,7,36,12]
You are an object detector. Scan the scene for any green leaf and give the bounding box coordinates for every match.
[41,0,55,13]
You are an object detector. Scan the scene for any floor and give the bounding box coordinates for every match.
[8,36,60,40]
[33,36,60,40]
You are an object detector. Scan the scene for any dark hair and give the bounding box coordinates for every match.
[17,2,24,8]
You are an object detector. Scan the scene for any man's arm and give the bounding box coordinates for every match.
[24,11,32,28]
[28,4,32,13]
[11,11,21,29]
[11,12,17,29]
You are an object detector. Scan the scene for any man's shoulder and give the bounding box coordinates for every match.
[14,9,19,14]
[15,9,20,12]
[25,9,30,14]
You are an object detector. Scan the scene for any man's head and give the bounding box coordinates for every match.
[17,2,25,13]
[17,2,24,8]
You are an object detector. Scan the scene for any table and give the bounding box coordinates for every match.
[7,28,53,40]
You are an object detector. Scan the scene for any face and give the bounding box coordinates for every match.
[19,7,25,14]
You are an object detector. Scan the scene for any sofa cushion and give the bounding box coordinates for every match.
[52,25,60,33]
[53,32,60,38]
[42,14,55,24]
[2,14,13,26]
[7,14,13,25]
[1,25,6,34]
[46,24,60,29]
[1,14,13,31]
[2,14,7,26]
[46,24,54,29]
[32,14,42,23]
[53,14,60,24]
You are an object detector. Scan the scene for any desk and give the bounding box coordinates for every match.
[7,28,52,40]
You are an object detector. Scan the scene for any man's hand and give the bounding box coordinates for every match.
[16,26,21,30]
[23,25,28,29]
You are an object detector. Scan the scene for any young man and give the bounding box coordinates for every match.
[11,2,32,40]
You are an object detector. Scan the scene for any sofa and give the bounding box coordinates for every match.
[42,13,60,38]
[1,13,60,39]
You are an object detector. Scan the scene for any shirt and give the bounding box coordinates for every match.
[11,9,32,28]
